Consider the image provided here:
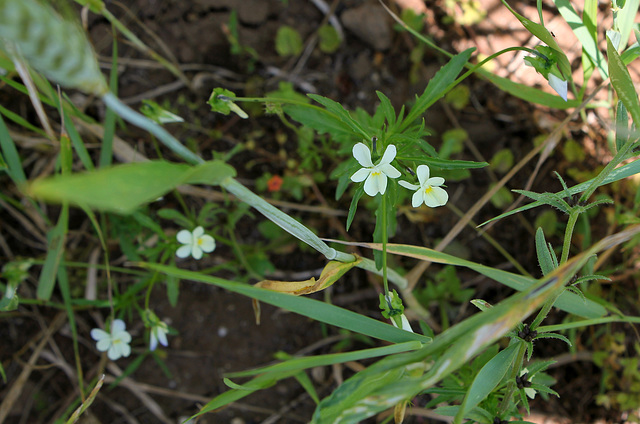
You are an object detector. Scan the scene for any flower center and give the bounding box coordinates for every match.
[197,238,203,246]
[371,171,381,177]
[424,186,433,194]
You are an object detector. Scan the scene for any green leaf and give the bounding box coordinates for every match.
[28,161,235,214]
[478,69,579,108]
[140,100,184,124]
[481,156,640,225]
[401,48,475,130]
[208,88,248,119]
[228,342,421,379]
[37,205,68,300]
[333,240,607,318]
[615,0,640,50]
[283,104,356,142]
[608,35,640,128]
[0,115,26,184]
[143,262,431,344]
[307,94,370,139]
[318,25,341,53]
[346,185,364,231]
[456,343,519,420]
[555,0,609,80]
[535,331,572,346]
[535,227,555,276]
[376,91,397,127]
[275,26,303,56]
[312,226,640,422]
[397,155,487,170]
[616,101,630,152]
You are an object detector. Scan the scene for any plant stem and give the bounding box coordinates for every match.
[381,194,389,296]
[102,92,203,165]
[560,210,580,264]
[221,178,408,288]
[497,341,527,414]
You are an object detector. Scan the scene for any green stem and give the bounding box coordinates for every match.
[102,92,203,165]
[220,178,408,288]
[381,194,389,296]
[530,210,580,330]
[497,341,527,414]
[560,211,580,264]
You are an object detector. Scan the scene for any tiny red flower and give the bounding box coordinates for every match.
[267,175,283,192]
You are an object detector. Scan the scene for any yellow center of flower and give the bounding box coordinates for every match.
[197,238,203,246]
[424,186,433,194]
[371,171,381,176]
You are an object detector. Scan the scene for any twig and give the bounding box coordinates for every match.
[0,313,66,423]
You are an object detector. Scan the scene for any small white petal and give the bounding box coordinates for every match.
[351,168,371,183]
[150,331,158,351]
[96,338,112,352]
[399,315,414,332]
[157,328,169,347]
[377,173,389,195]
[424,186,449,207]
[176,229,192,244]
[191,246,204,260]
[91,328,109,341]
[379,163,401,178]
[176,244,192,258]
[398,180,419,190]
[416,165,431,185]
[120,344,131,359]
[111,319,126,334]
[107,345,121,360]
[363,173,382,196]
[192,226,205,238]
[198,235,216,253]
[379,144,397,165]
[548,73,568,101]
[352,143,374,167]
[427,177,445,187]
[411,191,423,208]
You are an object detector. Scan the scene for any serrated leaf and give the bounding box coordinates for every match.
[535,227,555,276]
[535,332,572,346]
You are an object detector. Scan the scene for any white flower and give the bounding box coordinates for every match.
[176,226,215,260]
[399,164,448,207]
[391,314,414,333]
[548,73,568,101]
[350,142,401,196]
[149,320,169,351]
[519,368,537,399]
[90,319,132,361]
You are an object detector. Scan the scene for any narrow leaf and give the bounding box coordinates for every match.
[608,35,640,128]
[535,227,555,276]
